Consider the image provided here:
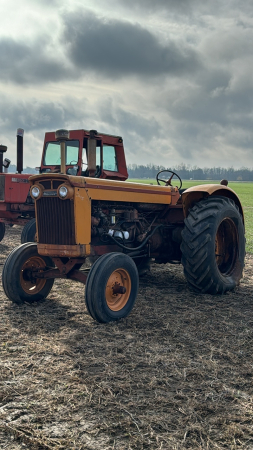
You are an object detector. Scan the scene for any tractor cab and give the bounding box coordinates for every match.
[39,129,128,181]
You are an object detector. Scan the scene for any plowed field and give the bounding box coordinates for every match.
[1,226,253,449]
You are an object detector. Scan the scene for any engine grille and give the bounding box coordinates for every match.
[37,197,75,245]
[40,180,65,190]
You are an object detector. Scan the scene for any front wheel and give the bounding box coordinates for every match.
[2,243,54,304]
[21,218,36,243]
[0,222,5,242]
[181,196,245,294]
[85,253,139,323]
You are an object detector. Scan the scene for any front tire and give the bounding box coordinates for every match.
[181,196,245,294]
[85,253,139,323]
[0,222,5,242]
[2,243,54,304]
[21,218,36,243]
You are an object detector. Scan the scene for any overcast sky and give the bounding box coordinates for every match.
[0,0,252,170]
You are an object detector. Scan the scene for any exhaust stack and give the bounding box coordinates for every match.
[0,145,7,174]
[16,128,24,174]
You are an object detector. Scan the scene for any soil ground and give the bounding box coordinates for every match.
[0,226,253,450]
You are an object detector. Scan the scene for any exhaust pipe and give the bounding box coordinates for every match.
[0,145,7,174]
[3,158,11,173]
[16,128,24,174]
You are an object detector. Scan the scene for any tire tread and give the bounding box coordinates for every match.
[181,196,245,294]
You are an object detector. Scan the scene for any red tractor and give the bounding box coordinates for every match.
[0,128,128,243]
[0,129,33,242]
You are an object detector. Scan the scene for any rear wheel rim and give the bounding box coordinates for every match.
[215,218,238,275]
[20,256,47,294]
[105,268,131,311]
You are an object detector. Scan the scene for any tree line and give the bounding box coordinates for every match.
[127,163,253,181]
[6,163,253,181]
[7,165,37,174]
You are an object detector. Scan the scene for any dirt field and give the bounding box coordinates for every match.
[1,226,253,450]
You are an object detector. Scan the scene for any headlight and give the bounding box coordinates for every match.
[57,184,74,200]
[58,186,68,198]
[31,186,40,199]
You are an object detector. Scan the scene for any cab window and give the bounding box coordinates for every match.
[103,146,118,171]
[81,141,101,176]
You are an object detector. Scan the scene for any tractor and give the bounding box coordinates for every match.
[2,129,245,323]
[0,129,34,242]
[0,128,127,243]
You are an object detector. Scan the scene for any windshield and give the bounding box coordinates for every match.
[44,140,79,166]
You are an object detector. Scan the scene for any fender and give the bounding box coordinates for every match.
[181,184,244,222]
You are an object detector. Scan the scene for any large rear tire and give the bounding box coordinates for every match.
[21,218,36,243]
[85,253,139,323]
[0,222,5,242]
[181,196,245,294]
[2,243,54,304]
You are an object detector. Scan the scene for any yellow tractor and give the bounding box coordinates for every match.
[2,130,245,323]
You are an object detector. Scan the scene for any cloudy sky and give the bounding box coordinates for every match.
[0,0,252,170]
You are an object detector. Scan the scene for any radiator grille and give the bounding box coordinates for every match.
[37,197,75,245]
[40,180,64,190]
[53,181,63,189]
[0,175,5,201]
[40,181,51,190]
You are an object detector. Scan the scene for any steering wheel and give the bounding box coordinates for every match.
[156,170,182,189]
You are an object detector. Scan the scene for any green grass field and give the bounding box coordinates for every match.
[128,179,253,254]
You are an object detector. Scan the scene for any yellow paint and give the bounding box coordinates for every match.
[74,188,91,252]
[30,174,175,204]
[37,243,88,257]
[86,187,171,203]
[70,175,174,196]
[69,177,173,204]
[182,184,244,220]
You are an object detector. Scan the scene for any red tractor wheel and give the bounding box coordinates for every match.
[0,222,5,242]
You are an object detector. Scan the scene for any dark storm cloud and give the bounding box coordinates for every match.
[0,10,201,84]
[0,95,85,133]
[91,98,164,161]
[62,11,201,78]
[1,2,252,168]
[0,37,72,84]
[99,99,161,140]
[158,73,253,164]
[181,89,253,134]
